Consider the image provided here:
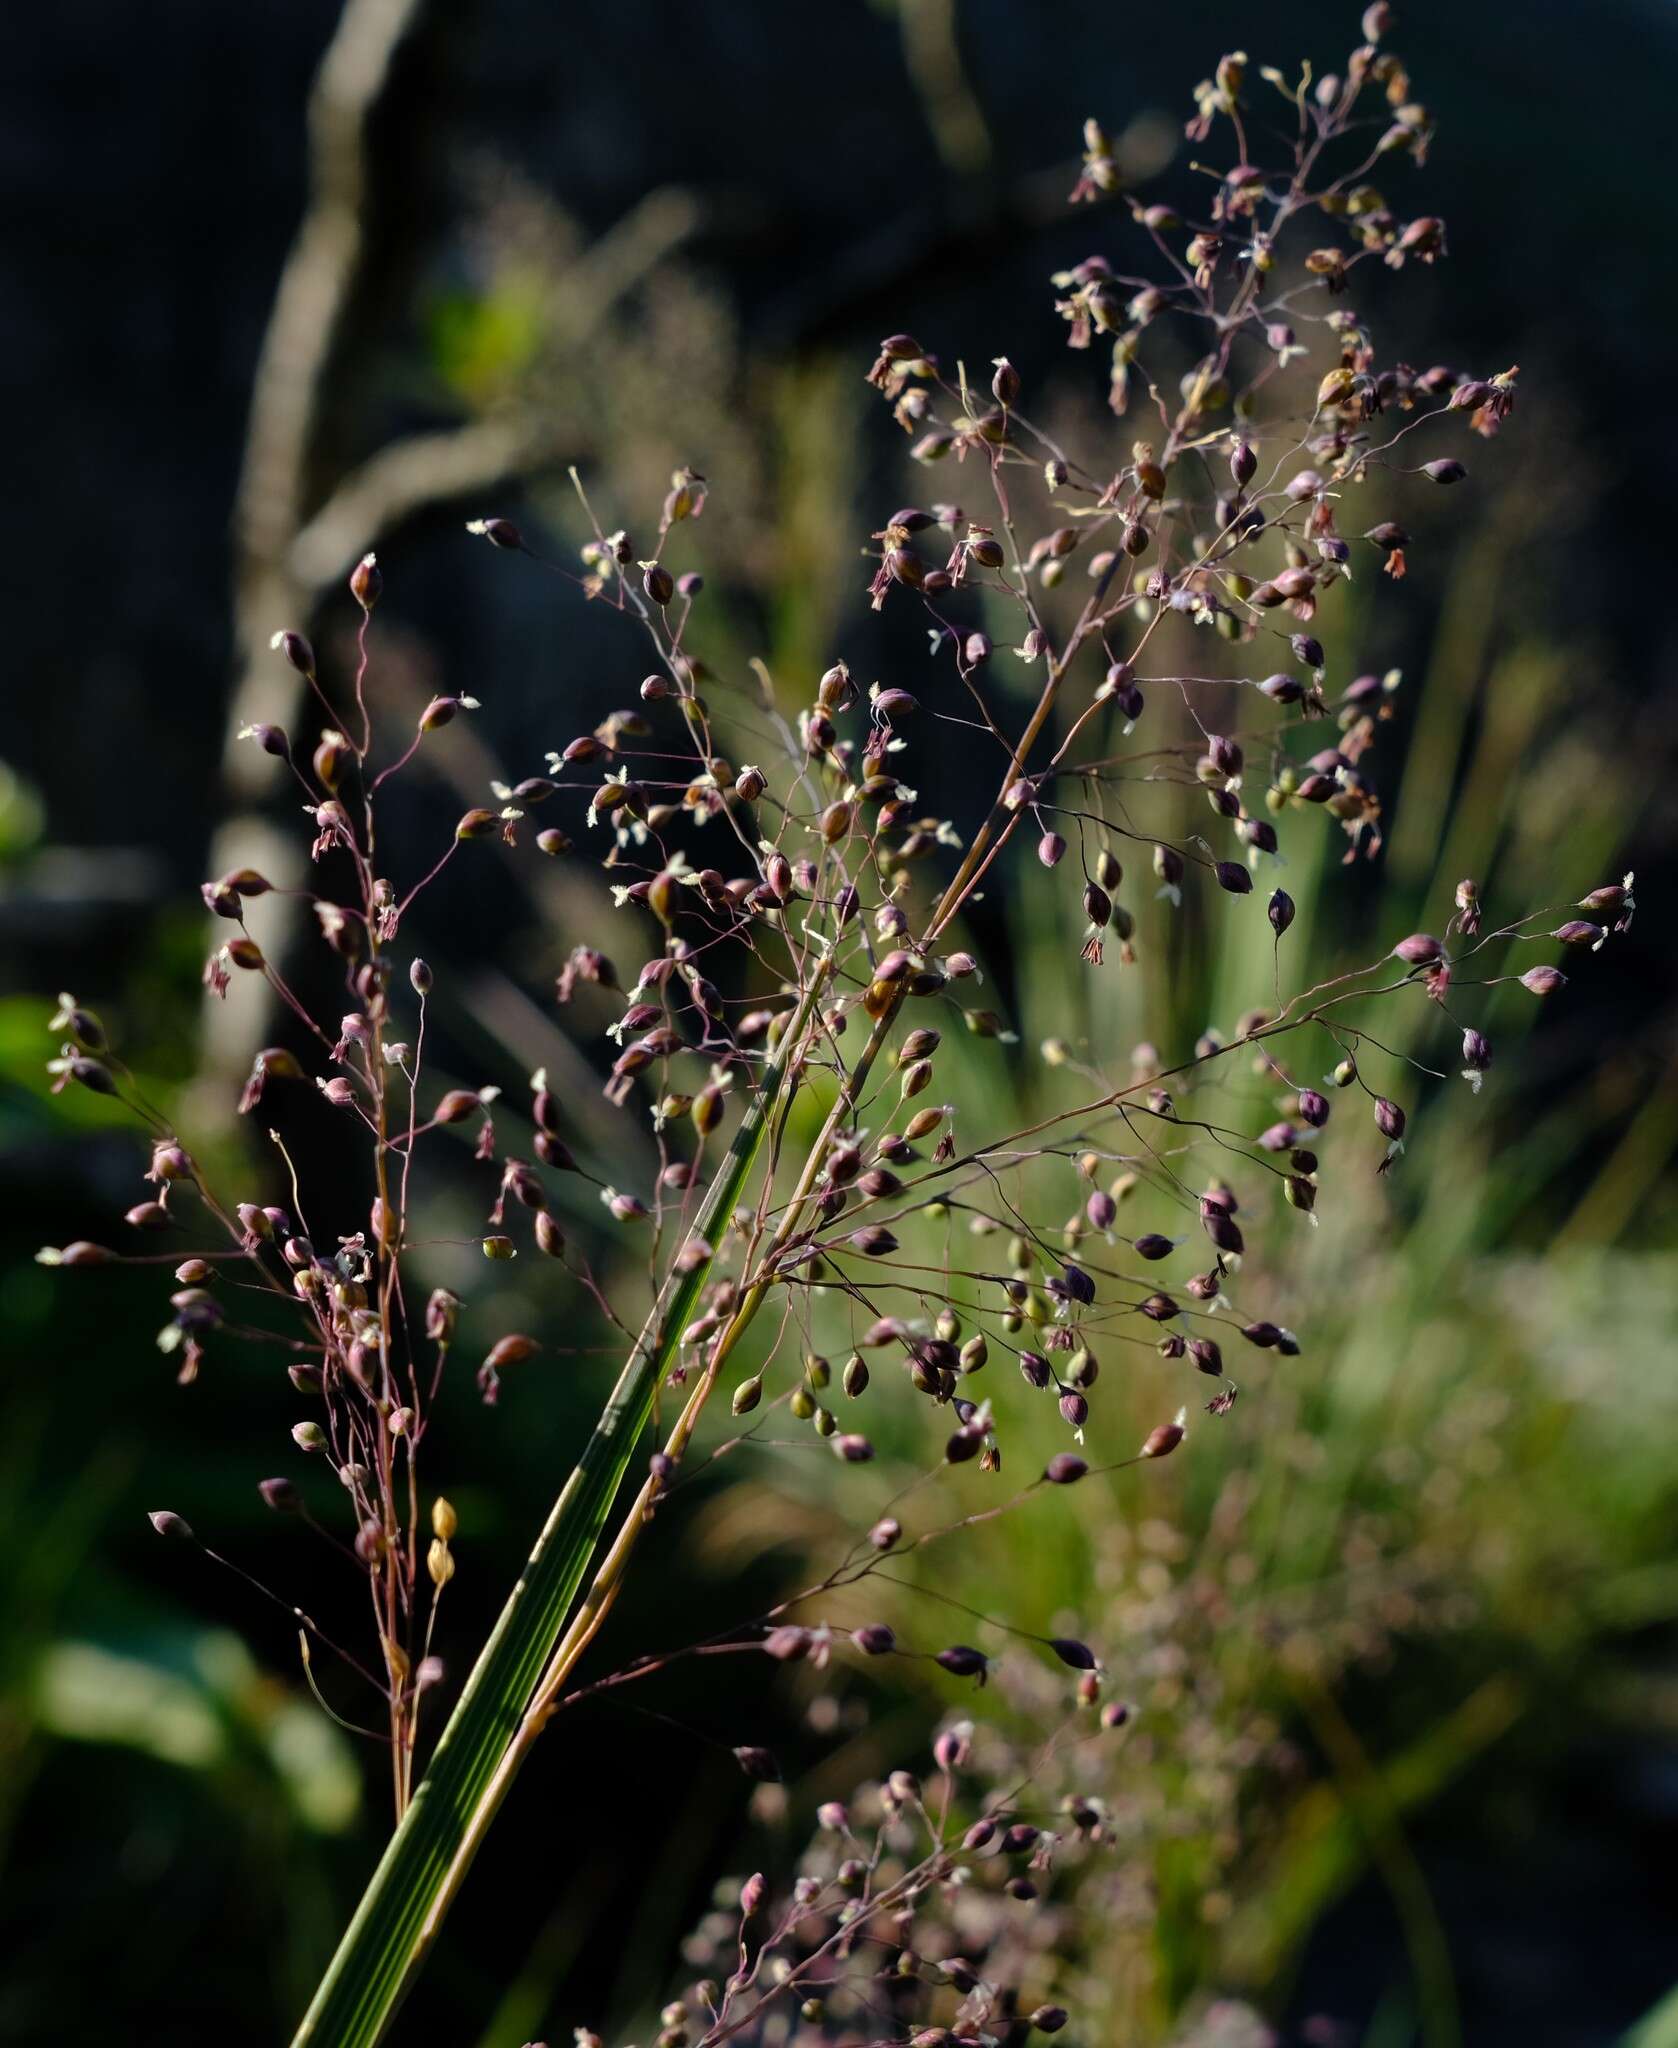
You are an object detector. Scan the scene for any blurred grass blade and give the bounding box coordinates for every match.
[291,982,819,2046]
[1621,1984,1678,2048]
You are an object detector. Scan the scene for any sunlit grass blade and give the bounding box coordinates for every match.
[290,982,819,2047]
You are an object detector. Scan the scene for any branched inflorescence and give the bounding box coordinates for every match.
[42,11,1636,2042]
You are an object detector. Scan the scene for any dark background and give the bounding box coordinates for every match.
[3,4,1676,2044]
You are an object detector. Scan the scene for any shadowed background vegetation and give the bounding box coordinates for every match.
[2,3,1676,2044]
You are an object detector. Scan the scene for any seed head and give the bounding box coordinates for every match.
[269,630,315,676]
[935,1645,989,1681]
[1140,1414,1186,1459]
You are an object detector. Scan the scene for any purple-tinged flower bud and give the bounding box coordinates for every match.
[1187,1337,1224,1377]
[483,1333,539,1375]
[1132,1233,1174,1261]
[1423,458,1467,484]
[991,356,1021,406]
[65,1055,118,1097]
[1374,1097,1407,1141]
[963,1817,997,1851]
[349,553,381,609]
[242,722,290,758]
[1054,1262,1095,1305]
[1393,932,1445,966]
[1059,1391,1088,1428]
[1019,1351,1050,1389]
[1229,438,1257,488]
[1462,1028,1493,1072]
[763,1625,811,1662]
[433,1088,480,1126]
[259,1477,301,1513]
[1038,831,1067,869]
[1552,920,1600,947]
[1045,1452,1087,1484]
[1215,861,1253,896]
[467,516,524,550]
[869,1515,901,1551]
[853,1623,896,1655]
[269,630,315,676]
[1268,889,1296,937]
[1521,964,1566,997]
[1051,1638,1096,1670]
[148,1510,193,1539]
[418,695,461,732]
[934,1722,972,1772]
[1296,1089,1330,1128]
[1141,1417,1185,1458]
[935,1645,989,1681]
[834,1433,875,1463]
[873,689,920,726]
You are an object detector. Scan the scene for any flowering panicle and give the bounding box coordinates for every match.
[40,15,1634,2044]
